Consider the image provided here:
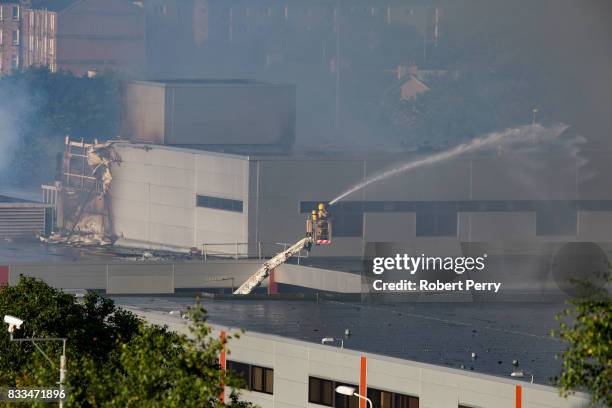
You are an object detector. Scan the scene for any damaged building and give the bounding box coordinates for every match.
[43,137,119,245]
[43,78,612,294]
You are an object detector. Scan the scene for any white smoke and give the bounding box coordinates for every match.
[0,81,32,182]
[329,124,569,205]
[0,117,17,176]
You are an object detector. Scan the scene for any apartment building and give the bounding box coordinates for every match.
[1,0,145,76]
[0,1,22,74]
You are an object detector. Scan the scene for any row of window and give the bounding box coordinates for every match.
[27,35,55,55]
[196,194,243,213]
[300,200,601,237]
[0,54,19,71]
[29,11,56,31]
[309,377,420,408]
[310,209,576,238]
[300,200,612,214]
[221,5,418,19]
[0,30,20,46]
[226,362,480,408]
[0,5,20,21]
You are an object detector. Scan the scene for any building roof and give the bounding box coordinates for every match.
[0,195,32,204]
[31,0,81,11]
[115,296,570,385]
[129,78,292,88]
[0,194,47,208]
[400,75,431,101]
[147,79,263,85]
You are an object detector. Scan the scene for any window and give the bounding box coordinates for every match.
[11,55,18,70]
[334,383,359,408]
[368,388,419,408]
[227,361,250,387]
[226,361,273,395]
[251,365,274,394]
[50,14,55,31]
[29,10,33,26]
[196,195,243,213]
[333,210,363,237]
[536,203,577,236]
[394,393,419,408]
[416,210,457,237]
[0,5,3,21]
[309,377,335,406]
[0,30,3,45]
[12,5,19,20]
[309,377,359,407]
[12,30,19,46]
[368,388,393,408]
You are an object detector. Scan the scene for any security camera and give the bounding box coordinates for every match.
[3,315,24,333]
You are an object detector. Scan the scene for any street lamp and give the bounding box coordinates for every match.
[321,337,344,349]
[4,315,68,408]
[335,385,373,408]
[511,370,534,384]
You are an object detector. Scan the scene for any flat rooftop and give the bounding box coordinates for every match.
[0,194,47,208]
[147,79,262,85]
[131,79,292,88]
[0,195,32,204]
[115,296,568,386]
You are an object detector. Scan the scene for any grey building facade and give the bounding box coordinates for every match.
[107,142,612,264]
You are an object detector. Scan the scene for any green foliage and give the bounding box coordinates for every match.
[551,271,612,407]
[77,301,253,408]
[0,276,141,408]
[0,277,255,408]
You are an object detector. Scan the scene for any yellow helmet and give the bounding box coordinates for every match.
[318,203,325,210]
[311,210,317,215]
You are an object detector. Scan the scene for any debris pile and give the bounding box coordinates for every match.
[41,138,121,247]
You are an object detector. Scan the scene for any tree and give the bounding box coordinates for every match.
[77,301,253,408]
[0,277,255,407]
[552,271,612,407]
[0,67,120,185]
[0,276,141,407]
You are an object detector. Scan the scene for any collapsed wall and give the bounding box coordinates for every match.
[47,137,121,245]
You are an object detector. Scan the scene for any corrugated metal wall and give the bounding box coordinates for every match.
[0,207,46,238]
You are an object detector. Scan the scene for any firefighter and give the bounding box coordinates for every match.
[311,210,318,222]
[317,203,328,220]
[315,203,330,242]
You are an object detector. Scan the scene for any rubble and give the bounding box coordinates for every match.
[40,137,121,247]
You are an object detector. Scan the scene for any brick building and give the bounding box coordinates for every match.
[0,1,22,74]
[1,0,145,76]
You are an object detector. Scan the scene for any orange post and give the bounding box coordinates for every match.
[359,356,367,408]
[0,266,8,287]
[268,268,278,294]
[219,331,227,403]
[515,384,522,408]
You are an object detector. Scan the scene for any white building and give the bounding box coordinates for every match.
[134,307,591,408]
